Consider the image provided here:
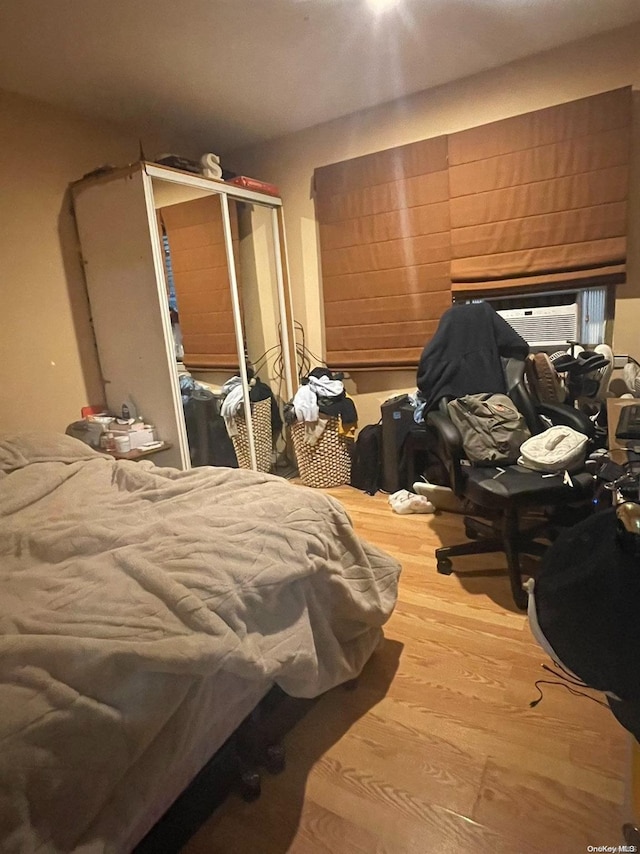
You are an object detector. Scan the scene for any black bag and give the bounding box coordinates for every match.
[349,423,383,495]
[183,391,238,468]
[532,507,640,740]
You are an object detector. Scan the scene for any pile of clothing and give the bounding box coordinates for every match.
[220,376,254,437]
[220,371,282,438]
[285,368,358,445]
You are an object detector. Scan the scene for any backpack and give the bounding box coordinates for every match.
[447,393,530,466]
[518,425,588,473]
[183,390,238,468]
[350,423,383,495]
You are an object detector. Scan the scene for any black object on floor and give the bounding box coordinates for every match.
[350,423,383,495]
[380,395,416,493]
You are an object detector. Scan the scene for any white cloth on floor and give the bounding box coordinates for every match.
[388,489,435,515]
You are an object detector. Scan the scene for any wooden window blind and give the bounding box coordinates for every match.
[448,87,632,296]
[314,136,451,368]
[160,196,242,370]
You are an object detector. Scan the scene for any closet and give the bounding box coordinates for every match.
[71,162,296,472]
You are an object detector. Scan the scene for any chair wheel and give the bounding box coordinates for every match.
[437,558,453,575]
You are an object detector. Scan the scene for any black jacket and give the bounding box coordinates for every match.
[416,302,529,411]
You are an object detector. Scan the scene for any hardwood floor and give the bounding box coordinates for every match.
[183,486,627,854]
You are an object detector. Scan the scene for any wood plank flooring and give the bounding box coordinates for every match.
[183,486,627,854]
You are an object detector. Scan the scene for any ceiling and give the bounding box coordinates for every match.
[1,0,640,153]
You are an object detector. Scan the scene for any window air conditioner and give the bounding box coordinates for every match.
[497,304,578,348]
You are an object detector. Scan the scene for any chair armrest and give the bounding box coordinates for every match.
[536,403,595,439]
[427,410,463,455]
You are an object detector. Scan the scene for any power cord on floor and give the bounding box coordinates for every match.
[541,661,590,687]
[529,662,609,709]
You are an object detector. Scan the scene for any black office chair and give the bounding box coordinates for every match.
[426,356,596,610]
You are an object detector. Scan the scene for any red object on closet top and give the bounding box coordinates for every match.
[227,176,280,197]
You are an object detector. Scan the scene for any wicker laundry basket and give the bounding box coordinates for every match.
[231,397,273,472]
[290,417,352,488]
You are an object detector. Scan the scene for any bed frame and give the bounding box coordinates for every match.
[132,686,322,852]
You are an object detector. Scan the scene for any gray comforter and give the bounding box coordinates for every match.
[0,433,400,853]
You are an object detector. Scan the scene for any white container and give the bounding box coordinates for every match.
[114,435,131,454]
[110,426,156,450]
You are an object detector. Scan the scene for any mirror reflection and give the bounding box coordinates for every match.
[152,179,290,476]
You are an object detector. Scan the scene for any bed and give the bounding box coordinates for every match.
[0,433,400,853]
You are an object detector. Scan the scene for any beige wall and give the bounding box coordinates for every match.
[228,24,640,427]
[0,89,190,433]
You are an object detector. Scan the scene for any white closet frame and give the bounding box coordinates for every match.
[71,162,297,471]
